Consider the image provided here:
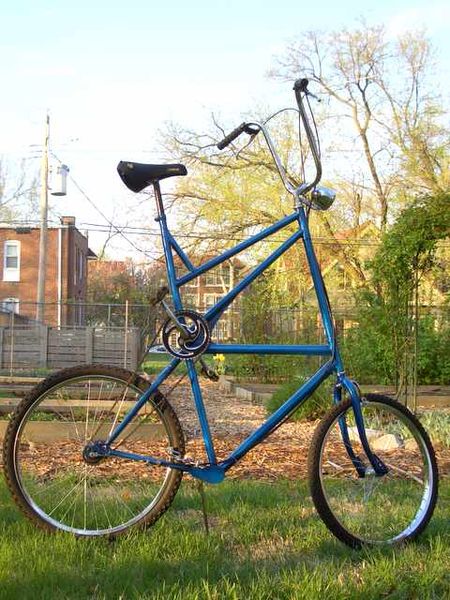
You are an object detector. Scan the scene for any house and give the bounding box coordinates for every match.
[178,255,247,340]
[0,216,96,326]
[316,221,381,332]
[145,254,248,341]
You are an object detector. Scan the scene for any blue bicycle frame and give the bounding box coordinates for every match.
[105,180,386,483]
[106,78,390,483]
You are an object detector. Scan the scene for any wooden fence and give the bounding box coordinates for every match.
[0,325,142,372]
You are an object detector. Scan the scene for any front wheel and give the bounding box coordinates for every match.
[308,394,438,548]
[3,364,185,537]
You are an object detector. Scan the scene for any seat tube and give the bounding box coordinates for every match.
[153,181,183,311]
[186,359,217,464]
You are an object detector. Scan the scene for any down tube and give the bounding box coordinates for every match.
[221,360,335,469]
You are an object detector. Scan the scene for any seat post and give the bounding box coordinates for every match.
[153,181,165,218]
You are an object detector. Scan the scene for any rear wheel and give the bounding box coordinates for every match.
[3,364,185,537]
[308,394,438,548]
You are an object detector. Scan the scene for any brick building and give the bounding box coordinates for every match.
[113,255,248,341]
[0,216,96,326]
[176,256,247,340]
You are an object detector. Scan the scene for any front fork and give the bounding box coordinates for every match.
[334,374,388,477]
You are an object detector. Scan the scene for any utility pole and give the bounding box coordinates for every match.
[36,113,50,322]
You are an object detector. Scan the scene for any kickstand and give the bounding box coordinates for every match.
[196,480,209,535]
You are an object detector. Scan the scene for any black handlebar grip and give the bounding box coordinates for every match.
[293,78,309,93]
[217,122,247,150]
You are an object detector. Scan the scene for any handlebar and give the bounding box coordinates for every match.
[217,78,323,200]
[293,78,322,193]
[217,123,260,150]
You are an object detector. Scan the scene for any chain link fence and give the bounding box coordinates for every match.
[0,300,448,395]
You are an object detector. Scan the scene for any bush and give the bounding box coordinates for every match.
[341,325,393,385]
[226,354,304,383]
[341,310,450,386]
[416,316,450,385]
[265,376,332,421]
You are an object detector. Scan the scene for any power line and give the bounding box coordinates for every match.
[50,151,157,258]
[4,152,450,253]
[1,216,450,248]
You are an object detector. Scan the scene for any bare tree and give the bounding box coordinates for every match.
[159,25,447,302]
[272,23,449,229]
[163,104,369,288]
[0,158,39,223]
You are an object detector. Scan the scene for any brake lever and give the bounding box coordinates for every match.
[305,90,321,103]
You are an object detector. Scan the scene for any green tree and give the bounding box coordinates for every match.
[163,24,448,304]
[344,192,450,393]
[87,258,161,327]
[165,111,369,296]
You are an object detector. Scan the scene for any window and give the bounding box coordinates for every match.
[204,265,230,287]
[2,298,19,314]
[79,249,84,282]
[184,277,199,289]
[175,266,198,288]
[74,248,84,284]
[214,320,229,341]
[3,240,20,282]
[183,293,197,308]
[203,293,221,309]
[76,248,85,283]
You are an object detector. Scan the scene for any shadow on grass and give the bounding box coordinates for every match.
[0,478,449,599]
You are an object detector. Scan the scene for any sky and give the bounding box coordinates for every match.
[1,0,449,259]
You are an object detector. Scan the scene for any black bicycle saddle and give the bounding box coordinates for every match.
[117,161,187,192]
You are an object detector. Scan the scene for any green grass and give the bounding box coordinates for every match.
[419,411,450,448]
[141,353,172,374]
[0,477,449,599]
[141,354,219,377]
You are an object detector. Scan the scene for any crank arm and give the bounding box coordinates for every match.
[161,300,193,340]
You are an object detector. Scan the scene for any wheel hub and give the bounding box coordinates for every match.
[83,441,108,465]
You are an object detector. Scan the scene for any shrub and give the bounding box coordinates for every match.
[265,376,332,421]
[341,312,450,386]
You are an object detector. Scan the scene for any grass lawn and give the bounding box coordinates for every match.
[0,477,448,599]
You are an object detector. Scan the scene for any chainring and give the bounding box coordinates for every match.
[162,310,210,359]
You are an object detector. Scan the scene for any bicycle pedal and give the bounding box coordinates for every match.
[169,448,196,466]
[148,285,169,307]
[201,367,219,382]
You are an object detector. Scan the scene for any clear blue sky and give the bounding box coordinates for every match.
[1,0,448,257]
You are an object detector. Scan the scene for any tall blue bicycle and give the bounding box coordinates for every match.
[3,79,438,548]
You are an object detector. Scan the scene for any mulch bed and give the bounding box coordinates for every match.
[2,379,449,480]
